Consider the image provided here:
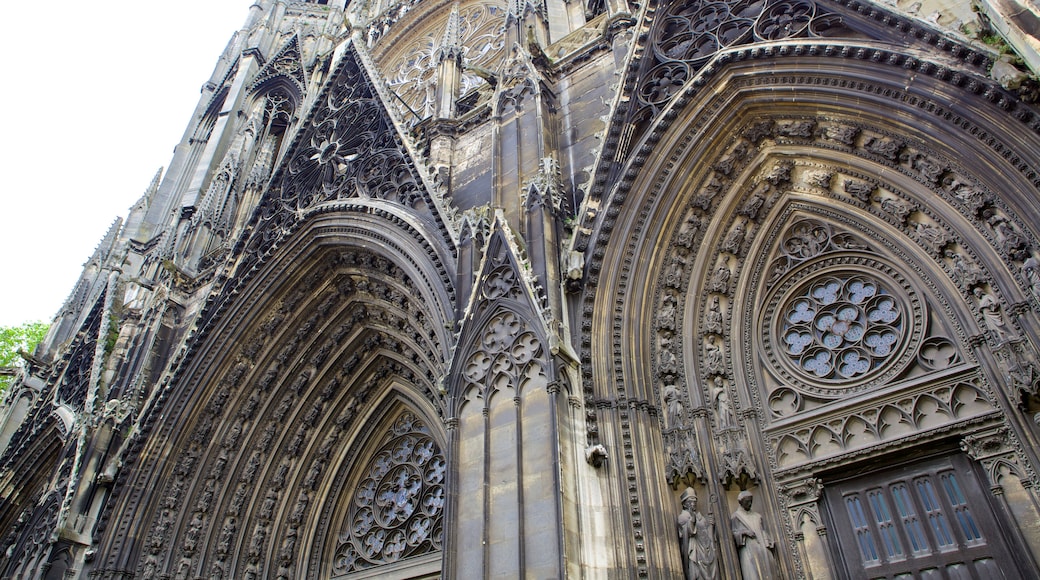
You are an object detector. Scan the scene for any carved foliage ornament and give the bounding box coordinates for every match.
[334,412,445,574]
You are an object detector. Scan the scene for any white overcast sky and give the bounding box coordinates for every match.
[0,1,253,327]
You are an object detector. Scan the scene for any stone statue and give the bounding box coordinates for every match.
[974,287,1017,342]
[712,376,736,429]
[704,296,723,335]
[704,340,725,375]
[731,490,779,579]
[677,487,718,580]
[1023,256,1040,298]
[709,265,731,294]
[663,384,684,429]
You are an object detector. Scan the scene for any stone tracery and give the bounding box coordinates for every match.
[334,411,445,573]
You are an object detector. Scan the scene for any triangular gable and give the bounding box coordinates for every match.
[448,214,553,391]
[623,0,996,139]
[230,40,456,281]
[578,0,1006,249]
[247,34,308,98]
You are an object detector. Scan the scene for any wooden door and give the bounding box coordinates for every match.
[823,453,1024,579]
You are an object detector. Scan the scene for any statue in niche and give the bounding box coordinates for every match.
[712,377,736,429]
[708,265,731,294]
[731,490,779,579]
[659,335,679,375]
[658,293,677,330]
[912,219,949,255]
[721,220,746,255]
[946,251,983,288]
[988,213,1025,253]
[678,213,702,248]
[974,287,1018,342]
[663,384,684,429]
[677,487,719,580]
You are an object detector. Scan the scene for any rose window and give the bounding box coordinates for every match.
[780,275,903,381]
[334,412,445,574]
[761,258,923,395]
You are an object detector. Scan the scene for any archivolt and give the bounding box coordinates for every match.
[98,209,455,579]
[582,50,1040,415]
[576,51,1040,568]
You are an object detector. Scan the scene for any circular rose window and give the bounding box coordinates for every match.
[764,260,921,395]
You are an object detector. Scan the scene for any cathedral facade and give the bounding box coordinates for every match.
[3,0,1040,577]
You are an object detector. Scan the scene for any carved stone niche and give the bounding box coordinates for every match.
[665,428,705,488]
[993,341,1040,411]
[777,475,830,577]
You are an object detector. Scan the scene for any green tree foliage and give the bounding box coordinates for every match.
[0,321,48,391]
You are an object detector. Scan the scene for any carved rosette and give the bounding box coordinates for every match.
[334,412,446,574]
[765,262,919,394]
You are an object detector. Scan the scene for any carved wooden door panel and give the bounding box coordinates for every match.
[823,454,1022,579]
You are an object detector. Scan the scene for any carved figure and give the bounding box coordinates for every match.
[731,491,779,579]
[666,258,686,288]
[659,335,679,375]
[974,287,1017,342]
[677,213,702,247]
[704,296,723,335]
[721,220,746,255]
[184,512,204,553]
[708,265,731,294]
[705,341,725,375]
[948,179,987,213]
[912,220,949,255]
[877,195,912,222]
[663,384,684,429]
[1023,256,1040,298]
[946,251,982,288]
[712,377,736,429]
[677,487,719,580]
[658,293,677,330]
[843,179,874,202]
[989,214,1025,254]
[739,188,766,220]
[217,518,237,556]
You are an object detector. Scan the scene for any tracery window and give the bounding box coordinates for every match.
[333,411,445,576]
[761,247,925,399]
[778,274,904,383]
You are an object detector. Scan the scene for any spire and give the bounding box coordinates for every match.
[144,167,162,200]
[437,3,463,64]
[433,4,464,119]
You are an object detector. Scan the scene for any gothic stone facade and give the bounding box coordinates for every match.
[3,0,1040,577]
